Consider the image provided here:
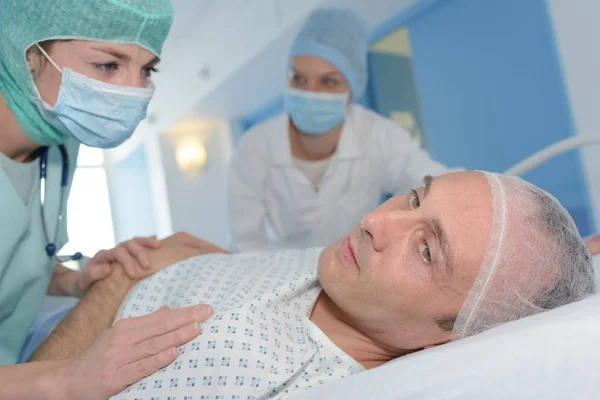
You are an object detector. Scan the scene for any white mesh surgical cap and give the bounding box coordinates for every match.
[289,8,371,100]
[452,172,596,340]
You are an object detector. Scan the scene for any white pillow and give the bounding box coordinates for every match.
[292,290,600,399]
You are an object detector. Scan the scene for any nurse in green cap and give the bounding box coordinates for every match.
[0,0,205,387]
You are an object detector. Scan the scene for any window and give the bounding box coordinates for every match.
[369,27,428,148]
[59,145,116,261]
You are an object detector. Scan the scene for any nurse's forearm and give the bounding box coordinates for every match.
[0,360,67,399]
[30,264,133,362]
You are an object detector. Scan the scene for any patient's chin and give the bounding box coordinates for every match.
[317,246,333,277]
[319,244,355,279]
[318,244,335,266]
[318,247,342,285]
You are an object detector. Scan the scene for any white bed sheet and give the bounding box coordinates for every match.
[292,255,600,400]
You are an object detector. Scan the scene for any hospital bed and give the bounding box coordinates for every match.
[291,256,600,400]
[31,136,600,396]
[32,259,600,397]
[293,136,600,400]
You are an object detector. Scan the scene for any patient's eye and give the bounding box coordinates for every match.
[420,240,432,263]
[410,190,421,209]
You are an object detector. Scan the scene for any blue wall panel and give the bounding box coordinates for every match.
[408,0,594,235]
[240,94,284,132]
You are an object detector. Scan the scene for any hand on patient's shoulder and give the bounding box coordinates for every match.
[54,305,212,400]
[586,233,600,256]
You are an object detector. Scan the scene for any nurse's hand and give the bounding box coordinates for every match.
[586,233,600,256]
[76,236,161,296]
[55,304,212,400]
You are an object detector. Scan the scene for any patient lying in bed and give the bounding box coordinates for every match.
[112,171,595,400]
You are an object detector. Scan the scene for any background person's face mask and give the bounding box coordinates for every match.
[31,44,155,149]
[286,88,349,135]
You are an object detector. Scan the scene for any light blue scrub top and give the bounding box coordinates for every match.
[0,140,78,365]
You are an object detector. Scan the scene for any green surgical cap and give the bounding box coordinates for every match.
[0,0,173,146]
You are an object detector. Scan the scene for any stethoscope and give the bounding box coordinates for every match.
[39,145,82,263]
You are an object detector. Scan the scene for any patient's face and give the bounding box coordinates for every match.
[318,171,493,350]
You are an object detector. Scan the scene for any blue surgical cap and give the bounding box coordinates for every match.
[289,9,371,100]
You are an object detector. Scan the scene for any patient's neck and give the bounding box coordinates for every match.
[310,291,411,369]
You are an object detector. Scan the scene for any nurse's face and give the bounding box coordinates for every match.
[27,40,159,107]
[318,171,493,351]
[289,55,351,101]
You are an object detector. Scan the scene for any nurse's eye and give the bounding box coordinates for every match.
[409,189,421,209]
[420,240,432,263]
[142,66,159,78]
[94,62,119,72]
[323,77,340,87]
[290,74,306,85]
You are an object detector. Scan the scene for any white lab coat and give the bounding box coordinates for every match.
[228,104,450,251]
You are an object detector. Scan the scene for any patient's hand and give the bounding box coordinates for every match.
[31,235,220,364]
[82,236,161,291]
[586,233,600,256]
[141,232,230,279]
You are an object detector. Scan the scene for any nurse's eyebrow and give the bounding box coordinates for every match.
[422,175,454,278]
[144,56,160,68]
[290,68,341,79]
[90,46,160,68]
[91,46,132,62]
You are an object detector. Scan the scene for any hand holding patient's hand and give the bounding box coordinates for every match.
[100,232,228,283]
[76,236,161,296]
[58,305,212,400]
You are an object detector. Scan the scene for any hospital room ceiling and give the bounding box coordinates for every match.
[145,0,418,133]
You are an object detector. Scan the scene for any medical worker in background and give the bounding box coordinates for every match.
[0,0,216,386]
[228,8,456,251]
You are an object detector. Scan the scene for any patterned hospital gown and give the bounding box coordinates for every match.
[111,248,364,400]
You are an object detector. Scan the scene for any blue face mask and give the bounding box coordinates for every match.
[285,88,349,135]
[31,44,155,149]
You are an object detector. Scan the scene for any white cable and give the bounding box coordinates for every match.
[504,135,600,177]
